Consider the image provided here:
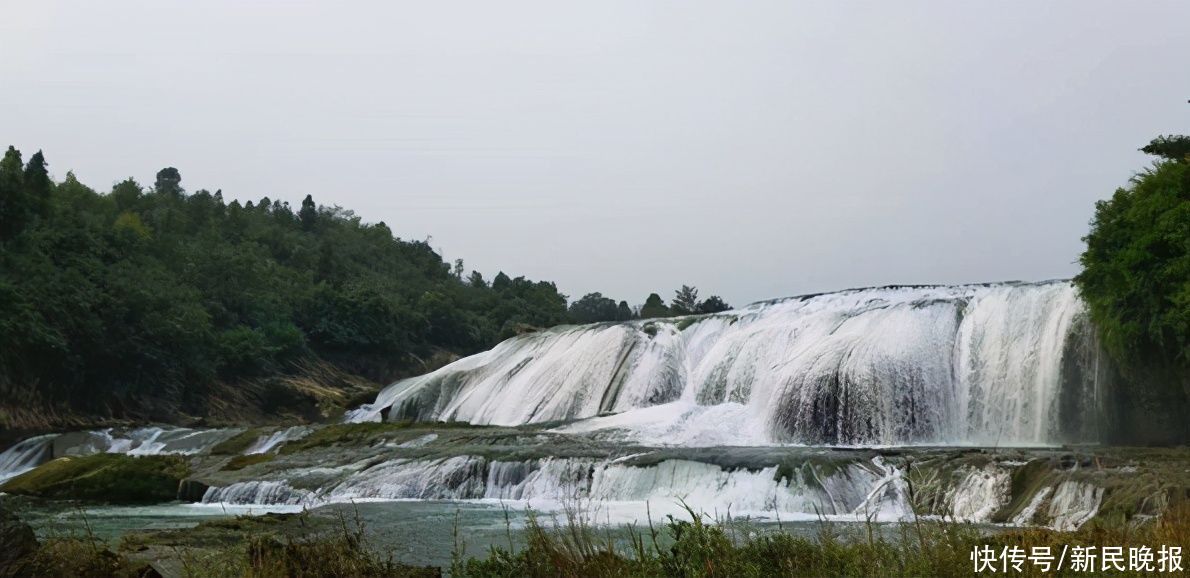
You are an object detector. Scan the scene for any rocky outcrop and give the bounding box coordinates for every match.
[0,502,38,578]
[177,478,211,502]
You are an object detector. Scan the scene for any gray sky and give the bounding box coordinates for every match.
[3,1,1188,307]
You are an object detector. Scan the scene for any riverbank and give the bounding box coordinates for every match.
[3,498,1186,577]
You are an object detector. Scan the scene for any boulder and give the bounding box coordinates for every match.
[0,502,38,578]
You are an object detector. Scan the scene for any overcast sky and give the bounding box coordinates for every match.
[3,1,1188,306]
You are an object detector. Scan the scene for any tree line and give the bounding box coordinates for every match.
[0,147,732,418]
[566,285,731,324]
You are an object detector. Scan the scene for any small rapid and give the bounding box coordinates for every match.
[0,426,240,481]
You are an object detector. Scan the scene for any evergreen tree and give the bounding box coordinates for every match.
[616,300,633,321]
[568,292,619,324]
[671,285,699,315]
[155,167,182,196]
[1141,135,1190,162]
[0,146,25,239]
[640,293,670,319]
[299,194,318,230]
[492,272,512,291]
[697,295,732,314]
[22,150,51,219]
[111,178,143,210]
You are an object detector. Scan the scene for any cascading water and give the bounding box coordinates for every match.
[349,281,1102,446]
[0,434,57,483]
[201,453,915,522]
[244,426,313,455]
[946,465,1011,522]
[1047,480,1104,531]
[0,426,240,481]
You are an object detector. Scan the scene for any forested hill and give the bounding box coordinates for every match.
[0,148,638,430]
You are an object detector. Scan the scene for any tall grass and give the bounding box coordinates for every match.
[7,501,1186,577]
[454,502,1189,577]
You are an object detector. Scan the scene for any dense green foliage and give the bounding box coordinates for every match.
[0,148,574,418]
[1075,137,1190,372]
[568,293,633,324]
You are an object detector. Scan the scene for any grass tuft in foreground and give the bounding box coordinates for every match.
[5,500,1187,577]
[455,503,1190,577]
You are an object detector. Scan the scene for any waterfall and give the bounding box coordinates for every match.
[0,434,58,483]
[202,481,312,506]
[946,465,1011,522]
[1047,481,1104,531]
[202,454,915,522]
[63,427,240,456]
[349,281,1098,446]
[244,426,313,455]
[0,427,240,482]
[1011,486,1052,525]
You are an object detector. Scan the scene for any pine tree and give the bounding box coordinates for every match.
[671,285,699,315]
[0,146,26,239]
[616,300,633,321]
[640,293,670,319]
[22,150,51,219]
[299,194,318,230]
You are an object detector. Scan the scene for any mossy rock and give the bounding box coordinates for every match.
[209,429,259,455]
[281,421,483,454]
[0,454,189,504]
[222,453,274,471]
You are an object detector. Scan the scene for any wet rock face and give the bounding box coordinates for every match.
[177,479,211,502]
[0,503,38,578]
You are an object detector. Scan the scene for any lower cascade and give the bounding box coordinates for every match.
[194,451,1108,531]
[202,454,915,522]
[348,281,1106,446]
